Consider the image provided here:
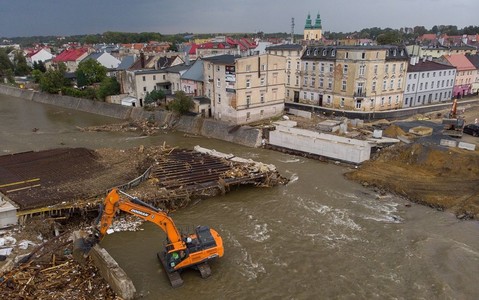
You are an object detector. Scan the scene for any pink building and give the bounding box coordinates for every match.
[442,54,476,98]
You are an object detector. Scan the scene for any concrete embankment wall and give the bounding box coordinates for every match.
[0,85,262,147]
[269,123,371,164]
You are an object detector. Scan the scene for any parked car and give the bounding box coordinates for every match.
[463,124,479,137]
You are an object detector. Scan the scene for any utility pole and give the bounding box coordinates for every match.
[291,18,295,43]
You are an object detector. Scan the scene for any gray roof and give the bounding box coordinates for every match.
[193,96,210,105]
[201,54,237,65]
[301,45,408,61]
[181,60,204,82]
[265,44,303,51]
[83,52,102,61]
[164,64,191,73]
[117,55,135,70]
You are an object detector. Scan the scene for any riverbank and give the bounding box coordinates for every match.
[0,85,263,148]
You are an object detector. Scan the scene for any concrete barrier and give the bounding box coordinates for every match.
[201,119,262,147]
[72,231,136,300]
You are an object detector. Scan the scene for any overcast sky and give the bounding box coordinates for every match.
[0,0,477,38]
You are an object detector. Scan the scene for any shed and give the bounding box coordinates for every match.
[0,194,18,228]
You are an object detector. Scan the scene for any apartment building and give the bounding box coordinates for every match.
[404,57,456,107]
[265,44,303,102]
[203,54,285,124]
[440,54,476,98]
[407,44,477,59]
[465,54,479,94]
[300,45,409,111]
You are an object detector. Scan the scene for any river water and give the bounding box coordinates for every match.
[2,94,479,299]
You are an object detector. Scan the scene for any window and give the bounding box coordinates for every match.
[261,77,265,86]
[218,93,221,103]
[370,98,374,107]
[374,65,378,75]
[427,72,429,78]
[400,63,404,72]
[359,65,365,76]
[260,93,264,103]
[405,97,408,105]
[422,73,425,78]
[392,64,396,73]
[382,80,387,90]
[356,100,362,109]
[385,64,389,73]
[408,74,412,79]
[343,64,348,74]
[425,82,428,89]
[395,95,399,104]
[217,65,220,72]
[328,78,332,89]
[407,84,410,92]
[431,81,434,89]
[322,49,327,56]
[381,97,385,106]
[287,75,290,85]
[342,80,346,90]
[295,76,299,85]
[327,95,331,104]
[246,78,251,88]
[329,64,333,73]
[388,96,392,105]
[414,74,417,79]
[287,61,291,69]
[311,77,315,87]
[361,52,365,59]
[246,95,251,107]
[314,49,318,56]
[346,52,349,58]
[310,93,314,101]
[306,49,310,55]
[143,86,146,92]
[296,61,300,70]
[312,63,316,71]
[153,75,156,80]
[320,63,325,72]
[340,97,344,107]
[142,76,146,81]
[331,49,336,57]
[217,78,221,87]
[441,80,445,87]
[372,81,376,92]
[412,84,415,91]
[305,62,309,71]
[420,83,423,90]
[260,110,264,116]
[246,112,250,119]
[261,64,266,71]
[433,72,436,77]
[319,78,324,88]
[398,78,402,89]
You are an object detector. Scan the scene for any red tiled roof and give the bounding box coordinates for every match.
[188,43,198,55]
[418,34,437,41]
[53,48,88,62]
[443,54,476,71]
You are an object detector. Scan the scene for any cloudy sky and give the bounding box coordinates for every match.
[0,0,477,37]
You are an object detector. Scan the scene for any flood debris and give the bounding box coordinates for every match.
[77,120,161,136]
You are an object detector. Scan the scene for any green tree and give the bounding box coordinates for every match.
[33,60,47,73]
[31,69,43,83]
[39,63,69,93]
[376,31,401,45]
[76,59,107,87]
[13,51,31,76]
[169,91,194,115]
[0,48,14,82]
[96,77,121,101]
[144,89,165,105]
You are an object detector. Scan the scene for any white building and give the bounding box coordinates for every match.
[404,57,456,107]
[82,52,121,69]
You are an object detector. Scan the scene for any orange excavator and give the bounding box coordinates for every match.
[90,188,224,287]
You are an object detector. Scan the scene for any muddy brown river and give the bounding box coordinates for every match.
[1,94,479,299]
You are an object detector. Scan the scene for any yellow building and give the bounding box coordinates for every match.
[300,45,409,111]
[303,13,322,42]
[203,54,285,124]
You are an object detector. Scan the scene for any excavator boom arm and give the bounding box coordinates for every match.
[97,188,185,251]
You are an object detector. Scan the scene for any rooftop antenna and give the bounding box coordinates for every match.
[291,17,295,43]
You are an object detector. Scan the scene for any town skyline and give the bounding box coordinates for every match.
[1,0,477,38]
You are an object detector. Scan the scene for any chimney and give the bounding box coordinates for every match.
[140,52,145,69]
[410,56,416,65]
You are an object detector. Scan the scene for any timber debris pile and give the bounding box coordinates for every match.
[77,119,161,136]
[0,230,118,299]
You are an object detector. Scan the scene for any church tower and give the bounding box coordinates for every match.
[303,12,322,42]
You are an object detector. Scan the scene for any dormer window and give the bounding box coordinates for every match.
[331,49,336,57]
[393,49,397,56]
[322,49,327,56]
[314,48,318,56]
[307,49,310,55]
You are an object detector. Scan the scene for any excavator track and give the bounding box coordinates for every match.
[158,252,184,288]
[197,262,212,279]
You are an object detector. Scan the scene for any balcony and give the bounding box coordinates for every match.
[353,91,367,98]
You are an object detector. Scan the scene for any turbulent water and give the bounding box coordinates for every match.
[2,94,479,299]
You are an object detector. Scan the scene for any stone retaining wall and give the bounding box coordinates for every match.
[0,85,262,147]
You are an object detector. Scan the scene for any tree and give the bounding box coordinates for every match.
[33,60,46,73]
[144,89,165,105]
[376,31,401,45]
[96,77,121,101]
[13,51,31,76]
[0,48,14,82]
[31,69,43,83]
[168,91,194,115]
[76,59,107,87]
[39,69,65,93]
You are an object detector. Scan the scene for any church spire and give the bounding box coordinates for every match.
[314,12,322,29]
[304,13,312,29]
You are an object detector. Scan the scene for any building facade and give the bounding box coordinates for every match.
[404,57,456,107]
[303,13,322,42]
[440,54,476,98]
[265,44,303,102]
[203,54,285,124]
[466,54,479,94]
[300,45,409,111]
[406,44,477,59]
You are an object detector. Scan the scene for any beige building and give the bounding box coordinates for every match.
[203,54,285,124]
[406,44,477,59]
[265,44,304,102]
[303,13,322,42]
[300,45,409,111]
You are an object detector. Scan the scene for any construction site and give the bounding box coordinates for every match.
[0,144,288,299]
